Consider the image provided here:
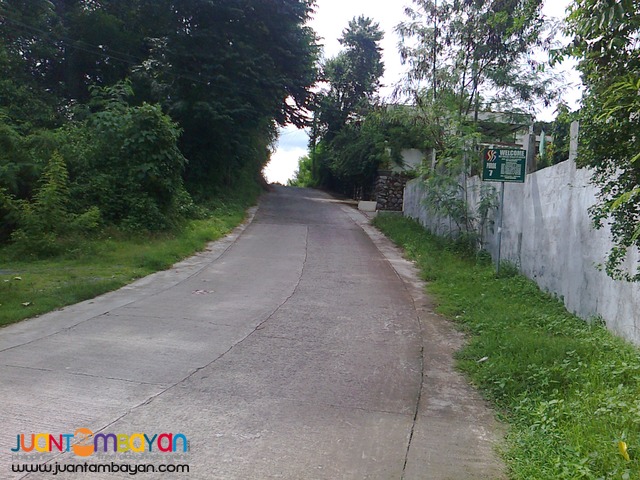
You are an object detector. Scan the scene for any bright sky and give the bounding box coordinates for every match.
[264,0,581,184]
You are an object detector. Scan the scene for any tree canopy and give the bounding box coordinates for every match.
[564,0,640,281]
[396,0,558,118]
[309,16,387,197]
[0,0,319,247]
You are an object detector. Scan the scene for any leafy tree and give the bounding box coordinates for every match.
[537,103,577,169]
[1,0,320,198]
[0,1,60,86]
[312,16,385,196]
[388,0,560,254]
[563,0,640,281]
[317,16,384,141]
[68,83,190,231]
[137,0,319,190]
[0,0,321,252]
[328,115,389,198]
[396,0,557,118]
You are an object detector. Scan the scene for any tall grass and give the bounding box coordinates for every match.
[374,213,640,480]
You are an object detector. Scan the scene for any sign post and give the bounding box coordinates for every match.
[481,147,526,274]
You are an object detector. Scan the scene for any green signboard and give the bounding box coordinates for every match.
[482,148,526,183]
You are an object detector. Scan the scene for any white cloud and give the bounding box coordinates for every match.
[264,125,309,184]
[264,143,308,184]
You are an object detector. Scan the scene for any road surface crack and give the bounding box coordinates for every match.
[93,226,311,427]
[341,205,426,479]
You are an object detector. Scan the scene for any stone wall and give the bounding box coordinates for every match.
[403,159,640,344]
[374,172,411,211]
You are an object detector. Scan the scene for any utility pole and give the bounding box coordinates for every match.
[526,123,537,174]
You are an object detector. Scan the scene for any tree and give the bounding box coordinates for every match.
[538,103,576,168]
[390,0,558,252]
[129,0,320,190]
[0,0,320,193]
[317,16,384,140]
[396,0,557,119]
[563,0,640,281]
[288,154,316,187]
[312,16,385,196]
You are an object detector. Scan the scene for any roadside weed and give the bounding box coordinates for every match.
[374,214,640,480]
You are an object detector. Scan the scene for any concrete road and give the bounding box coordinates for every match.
[0,187,504,479]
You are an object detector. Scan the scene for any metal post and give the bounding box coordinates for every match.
[496,181,505,275]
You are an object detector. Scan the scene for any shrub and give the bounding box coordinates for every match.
[8,151,101,257]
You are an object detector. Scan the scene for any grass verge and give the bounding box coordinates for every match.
[373,213,640,480]
[0,195,253,327]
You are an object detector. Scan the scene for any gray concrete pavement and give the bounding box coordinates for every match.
[0,187,504,479]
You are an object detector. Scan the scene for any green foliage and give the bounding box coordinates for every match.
[317,16,384,141]
[7,151,101,257]
[29,150,71,233]
[0,116,37,205]
[0,0,319,250]
[328,115,392,197]
[1,81,200,255]
[392,0,558,211]
[310,16,387,197]
[422,171,469,234]
[72,86,189,231]
[497,260,521,278]
[142,0,319,188]
[421,169,498,250]
[374,214,640,479]
[0,186,21,243]
[288,155,317,188]
[379,105,438,156]
[397,0,558,116]
[544,104,577,167]
[313,102,437,198]
[476,183,499,245]
[564,0,640,281]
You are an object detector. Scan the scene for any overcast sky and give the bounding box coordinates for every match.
[264,0,582,184]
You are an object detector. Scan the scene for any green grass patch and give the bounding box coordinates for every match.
[0,197,252,327]
[373,213,640,480]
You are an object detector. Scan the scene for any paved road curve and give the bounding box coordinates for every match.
[0,187,503,479]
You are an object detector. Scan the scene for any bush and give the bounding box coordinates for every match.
[52,83,194,232]
[7,151,101,257]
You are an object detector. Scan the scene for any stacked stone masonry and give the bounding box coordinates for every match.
[374,172,411,211]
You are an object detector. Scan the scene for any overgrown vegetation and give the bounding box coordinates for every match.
[421,172,499,252]
[0,0,318,251]
[561,0,640,282]
[0,0,318,320]
[374,213,640,480]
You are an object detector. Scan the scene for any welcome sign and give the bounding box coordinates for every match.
[482,148,527,183]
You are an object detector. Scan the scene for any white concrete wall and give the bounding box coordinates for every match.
[403,159,640,344]
[392,149,425,173]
